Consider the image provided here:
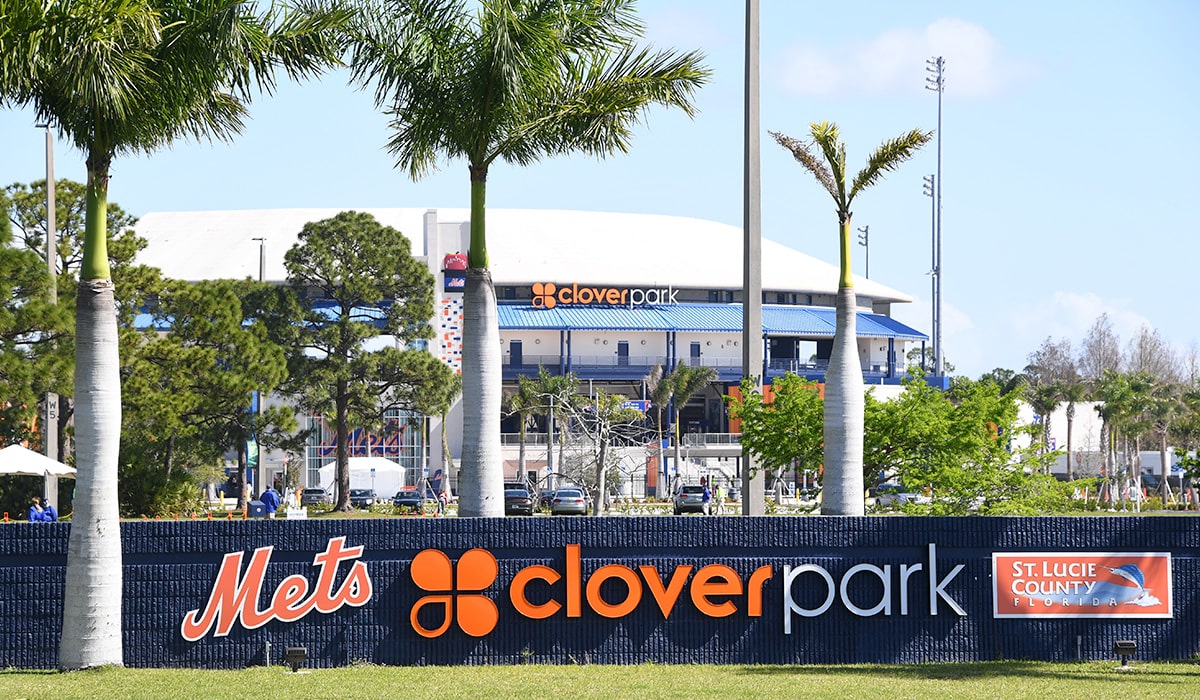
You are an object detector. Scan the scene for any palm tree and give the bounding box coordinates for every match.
[1148,380,1181,504]
[531,367,577,490]
[645,364,672,496]
[345,0,709,516]
[10,1,344,669]
[1023,378,1061,462]
[1059,379,1088,480]
[665,364,717,487]
[771,122,931,515]
[413,372,463,499]
[503,374,539,483]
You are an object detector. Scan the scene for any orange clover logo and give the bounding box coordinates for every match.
[409,548,499,638]
[531,282,557,309]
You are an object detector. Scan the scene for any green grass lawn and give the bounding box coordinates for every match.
[3,661,1198,699]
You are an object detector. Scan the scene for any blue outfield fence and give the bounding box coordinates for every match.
[2,516,1198,669]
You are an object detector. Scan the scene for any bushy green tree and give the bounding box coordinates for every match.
[727,375,823,475]
[6,178,160,458]
[730,373,1066,515]
[119,279,295,516]
[280,211,457,511]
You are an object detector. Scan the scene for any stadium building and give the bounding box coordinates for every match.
[136,208,934,497]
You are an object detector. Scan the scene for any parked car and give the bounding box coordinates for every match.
[504,488,534,516]
[300,487,331,506]
[550,488,587,516]
[349,488,379,508]
[392,489,424,513]
[673,484,707,515]
[872,482,930,508]
[1139,473,1184,492]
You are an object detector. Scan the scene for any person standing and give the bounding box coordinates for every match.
[28,496,47,522]
[701,484,712,515]
[714,484,725,515]
[260,485,281,519]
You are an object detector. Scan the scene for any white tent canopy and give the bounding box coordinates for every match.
[0,444,76,478]
[318,456,406,497]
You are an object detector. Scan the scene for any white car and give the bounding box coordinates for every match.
[873,483,931,507]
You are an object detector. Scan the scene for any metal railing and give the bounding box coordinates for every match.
[507,354,892,375]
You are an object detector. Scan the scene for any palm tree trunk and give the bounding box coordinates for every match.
[1065,404,1075,481]
[60,164,123,669]
[335,379,350,511]
[672,407,683,488]
[821,286,865,515]
[61,280,123,668]
[1159,432,1170,504]
[459,267,503,516]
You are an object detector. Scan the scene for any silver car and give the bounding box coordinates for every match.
[673,484,707,515]
[550,488,588,516]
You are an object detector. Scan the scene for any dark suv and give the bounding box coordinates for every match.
[349,488,378,508]
[300,487,331,505]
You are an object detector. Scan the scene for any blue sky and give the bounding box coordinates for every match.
[2,0,1197,379]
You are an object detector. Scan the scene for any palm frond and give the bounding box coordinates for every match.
[769,129,837,203]
[849,128,933,201]
[496,44,708,165]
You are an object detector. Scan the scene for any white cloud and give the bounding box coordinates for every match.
[775,18,1033,98]
[928,291,1166,379]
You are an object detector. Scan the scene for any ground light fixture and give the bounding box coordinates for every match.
[284,645,308,673]
[1113,639,1137,668]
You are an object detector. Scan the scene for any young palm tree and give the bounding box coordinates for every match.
[11,0,344,669]
[345,0,708,516]
[1059,380,1088,480]
[503,374,540,482]
[532,366,578,489]
[645,364,672,494]
[666,363,716,486]
[771,122,930,515]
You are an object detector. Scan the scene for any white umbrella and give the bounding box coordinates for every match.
[0,444,77,478]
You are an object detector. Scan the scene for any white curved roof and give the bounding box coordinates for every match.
[133,208,911,304]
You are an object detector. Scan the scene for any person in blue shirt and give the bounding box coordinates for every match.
[701,485,712,515]
[260,485,281,518]
[28,496,47,522]
[43,500,57,521]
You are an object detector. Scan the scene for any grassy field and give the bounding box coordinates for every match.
[2,661,1198,700]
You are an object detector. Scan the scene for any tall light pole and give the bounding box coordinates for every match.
[922,174,936,373]
[251,237,265,494]
[925,56,945,377]
[37,123,60,509]
[856,225,870,279]
[740,0,765,515]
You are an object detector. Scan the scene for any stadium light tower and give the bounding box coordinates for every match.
[856,225,869,279]
[925,56,945,377]
[922,175,936,373]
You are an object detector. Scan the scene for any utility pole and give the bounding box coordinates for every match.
[37,123,60,510]
[925,56,945,377]
[856,225,869,279]
[740,0,765,515]
[252,237,265,494]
